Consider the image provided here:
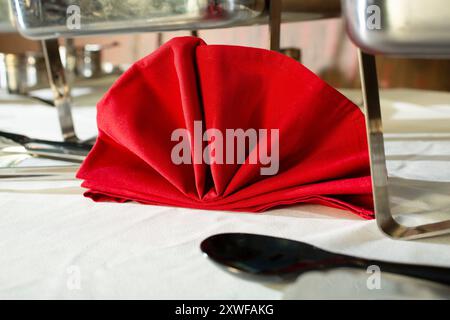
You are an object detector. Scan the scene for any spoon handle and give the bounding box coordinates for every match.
[355,258,450,286]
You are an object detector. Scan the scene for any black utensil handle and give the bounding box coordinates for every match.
[26,141,91,154]
[358,259,450,286]
[0,130,92,151]
[31,138,92,151]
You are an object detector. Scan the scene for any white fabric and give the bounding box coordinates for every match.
[0,87,449,299]
[283,269,450,299]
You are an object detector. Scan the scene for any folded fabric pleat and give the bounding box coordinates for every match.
[77,36,374,218]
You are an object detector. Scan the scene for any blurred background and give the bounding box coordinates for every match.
[1,17,449,91]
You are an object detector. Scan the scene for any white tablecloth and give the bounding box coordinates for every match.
[1,87,449,299]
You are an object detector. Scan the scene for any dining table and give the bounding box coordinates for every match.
[1,78,449,299]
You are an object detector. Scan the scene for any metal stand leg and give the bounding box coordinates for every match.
[269,0,281,51]
[358,49,450,240]
[268,1,301,62]
[41,39,78,142]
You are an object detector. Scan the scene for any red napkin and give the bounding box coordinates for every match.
[77,36,374,219]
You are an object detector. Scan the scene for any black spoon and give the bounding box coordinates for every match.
[200,233,450,285]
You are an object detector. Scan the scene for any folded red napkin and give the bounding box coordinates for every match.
[77,36,374,219]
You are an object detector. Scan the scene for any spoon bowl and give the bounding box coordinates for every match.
[201,233,356,282]
[200,233,450,285]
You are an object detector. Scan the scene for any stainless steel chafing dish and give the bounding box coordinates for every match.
[343,0,450,57]
[342,0,450,240]
[11,0,340,39]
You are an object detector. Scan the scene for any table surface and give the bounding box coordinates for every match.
[1,85,450,299]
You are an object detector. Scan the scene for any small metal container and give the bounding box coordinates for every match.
[76,44,102,78]
[0,51,48,94]
[0,53,6,90]
[279,47,301,62]
[25,51,48,90]
[2,53,26,94]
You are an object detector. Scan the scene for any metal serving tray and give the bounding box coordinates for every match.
[342,0,450,239]
[343,0,450,57]
[11,0,340,39]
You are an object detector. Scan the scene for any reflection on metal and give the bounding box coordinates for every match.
[358,50,450,240]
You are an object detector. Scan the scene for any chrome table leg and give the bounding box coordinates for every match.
[358,49,450,239]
